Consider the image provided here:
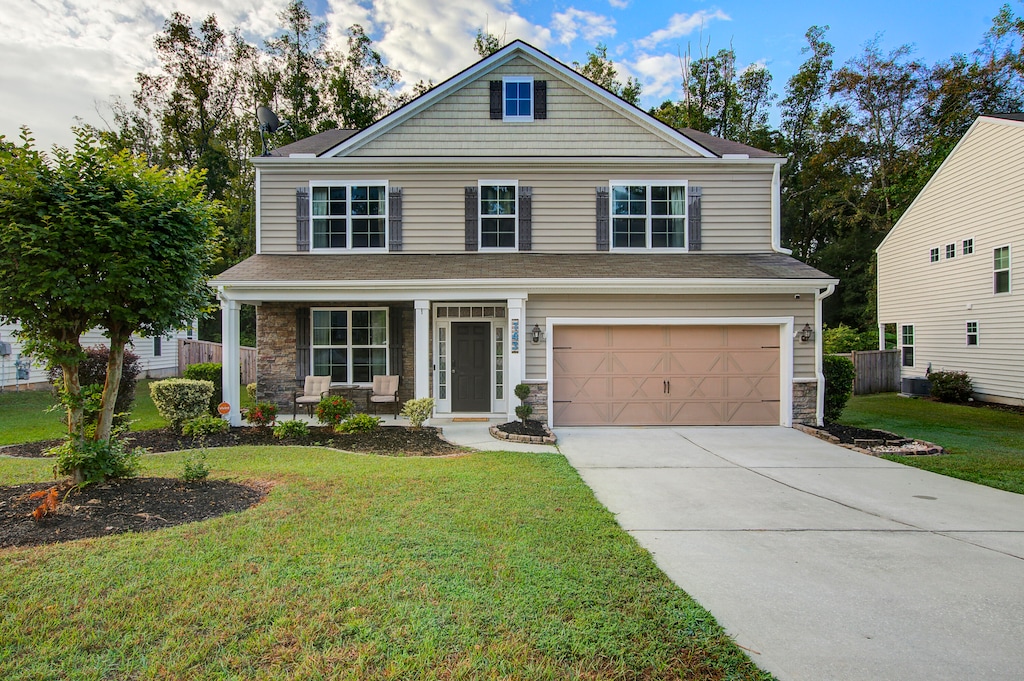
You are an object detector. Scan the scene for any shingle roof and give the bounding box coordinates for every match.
[678,127,780,158]
[213,252,833,285]
[268,129,359,157]
[984,113,1024,123]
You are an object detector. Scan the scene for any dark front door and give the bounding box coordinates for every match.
[452,322,491,412]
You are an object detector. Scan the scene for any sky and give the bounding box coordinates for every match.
[0,0,1009,151]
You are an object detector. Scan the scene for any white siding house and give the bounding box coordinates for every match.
[0,322,195,391]
[877,114,1024,404]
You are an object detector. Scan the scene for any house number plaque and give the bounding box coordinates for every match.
[511,319,520,353]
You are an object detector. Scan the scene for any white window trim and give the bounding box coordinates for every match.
[962,237,975,256]
[994,244,1011,295]
[966,320,979,347]
[608,180,689,252]
[310,307,389,386]
[309,180,389,253]
[478,179,519,251]
[900,324,915,368]
[502,76,534,122]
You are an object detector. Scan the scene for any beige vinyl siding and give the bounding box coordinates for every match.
[877,117,1024,401]
[259,163,773,254]
[351,56,696,158]
[522,294,815,380]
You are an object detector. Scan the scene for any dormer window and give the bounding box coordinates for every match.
[503,76,533,121]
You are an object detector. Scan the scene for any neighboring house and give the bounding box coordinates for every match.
[212,41,837,427]
[877,113,1024,405]
[0,322,195,391]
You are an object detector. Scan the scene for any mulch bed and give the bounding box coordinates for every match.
[495,420,551,438]
[817,422,911,446]
[0,425,466,549]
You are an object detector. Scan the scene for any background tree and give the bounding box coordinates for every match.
[265,0,328,141]
[325,25,405,129]
[573,43,642,105]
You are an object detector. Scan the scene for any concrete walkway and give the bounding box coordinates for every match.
[558,426,1024,681]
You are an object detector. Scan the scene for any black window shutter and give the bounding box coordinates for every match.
[595,187,609,251]
[489,81,502,119]
[295,307,311,380]
[389,307,404,375]
[518,186,532,251]
[388,187,403,252]
[296,187,310,252]
[688,186,702,251]
[465,186,479,251]
[534,80,547,119]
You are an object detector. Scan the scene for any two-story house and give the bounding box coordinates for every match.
[877,114,1024,404]
[212,41,837,428]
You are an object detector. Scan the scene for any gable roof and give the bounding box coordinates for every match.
[878,114,1024,252]
[259,40,780,162]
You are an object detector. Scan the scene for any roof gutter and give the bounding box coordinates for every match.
[772,161,793,254]
[815,283,837,426]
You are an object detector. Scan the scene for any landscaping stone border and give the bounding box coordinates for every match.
[489,424,557,445]
[794,424,945,456]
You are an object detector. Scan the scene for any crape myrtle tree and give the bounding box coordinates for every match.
[0,127,219,454]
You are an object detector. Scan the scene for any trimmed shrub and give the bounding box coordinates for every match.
[49,345,141,428]
[928,370,973,403]
[823,354,856,422]
[47,437,142,487]
[180,451,210,482]
[316,395,353,426]
[245,401,278,428]
[336,413,382,433]
[273,419,309,439]
[514,383,533,422]
[246,382,257,403]
[182,414,230,437]
[183,362,222,415]
[150,379,215,431]
[401,397,435,428]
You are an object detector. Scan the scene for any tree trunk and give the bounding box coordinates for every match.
[60,361,84,439]
[95,330,129,442]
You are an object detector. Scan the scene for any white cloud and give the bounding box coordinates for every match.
[627,52,686,103]
[635,9,731,51]
[551,8,616,47]
[608,0,630,8]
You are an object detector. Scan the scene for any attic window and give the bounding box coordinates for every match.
[503,76,533,121]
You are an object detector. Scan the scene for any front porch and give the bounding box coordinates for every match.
[217,294,534,427]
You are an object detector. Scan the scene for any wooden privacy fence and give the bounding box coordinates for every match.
[178,339,257,384]
[833,349,900,395]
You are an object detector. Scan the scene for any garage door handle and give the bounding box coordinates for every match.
[663,380,670,394]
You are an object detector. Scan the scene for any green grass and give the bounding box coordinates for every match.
[0,378,260,446]
[0,448,771,680]
[840,393,1024,494]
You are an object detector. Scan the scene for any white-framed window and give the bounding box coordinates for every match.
[966,321,979,346]
[479,180,518,250]
[153,336,162,357]
[311,308,388,384]
[930,247,940,263]
[962,238,974,255]
[310,181,388,251]
[610,180,688,250]
[503,76,533,121]
[945,243,956,259]
[994,245,1011,294]
[901,324,915,367]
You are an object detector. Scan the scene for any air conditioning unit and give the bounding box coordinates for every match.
[901,377,931,396]
[0,341,11,357]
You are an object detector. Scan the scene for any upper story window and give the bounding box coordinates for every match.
[930,247,940,263]
[962,238,974,255]
[503,76,533,121]
[610,181,688,250]
[966,321,979,346]
[479,181,518,250]
[945,243,956,259]
[311,182,388,251]
[994,245,1011,294]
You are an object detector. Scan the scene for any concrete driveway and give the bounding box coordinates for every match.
[558,426,1024,681]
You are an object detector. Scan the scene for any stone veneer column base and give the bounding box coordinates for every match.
[792,382,818,426]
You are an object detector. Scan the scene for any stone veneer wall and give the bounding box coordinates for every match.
[792,381,818,426]
[522,381,549,424]
[256,302,416,412]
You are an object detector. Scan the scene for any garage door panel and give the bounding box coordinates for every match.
[553,324,782,427]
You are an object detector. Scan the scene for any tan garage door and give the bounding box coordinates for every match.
[552,325,780,426]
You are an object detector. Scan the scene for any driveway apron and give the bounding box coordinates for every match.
[558,426,1024,681]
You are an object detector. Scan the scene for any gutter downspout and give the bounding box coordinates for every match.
[771,161,793,255]
[815,284,836,426]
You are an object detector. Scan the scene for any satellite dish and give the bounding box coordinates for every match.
[257,106,281,133]
[257,106,289,156]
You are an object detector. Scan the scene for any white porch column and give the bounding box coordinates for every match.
[220,295,242,426]
[414,300,431,399]
[506,297,525,422]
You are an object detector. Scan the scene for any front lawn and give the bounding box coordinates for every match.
[840,393,1024,495]
[0,448,771,680]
